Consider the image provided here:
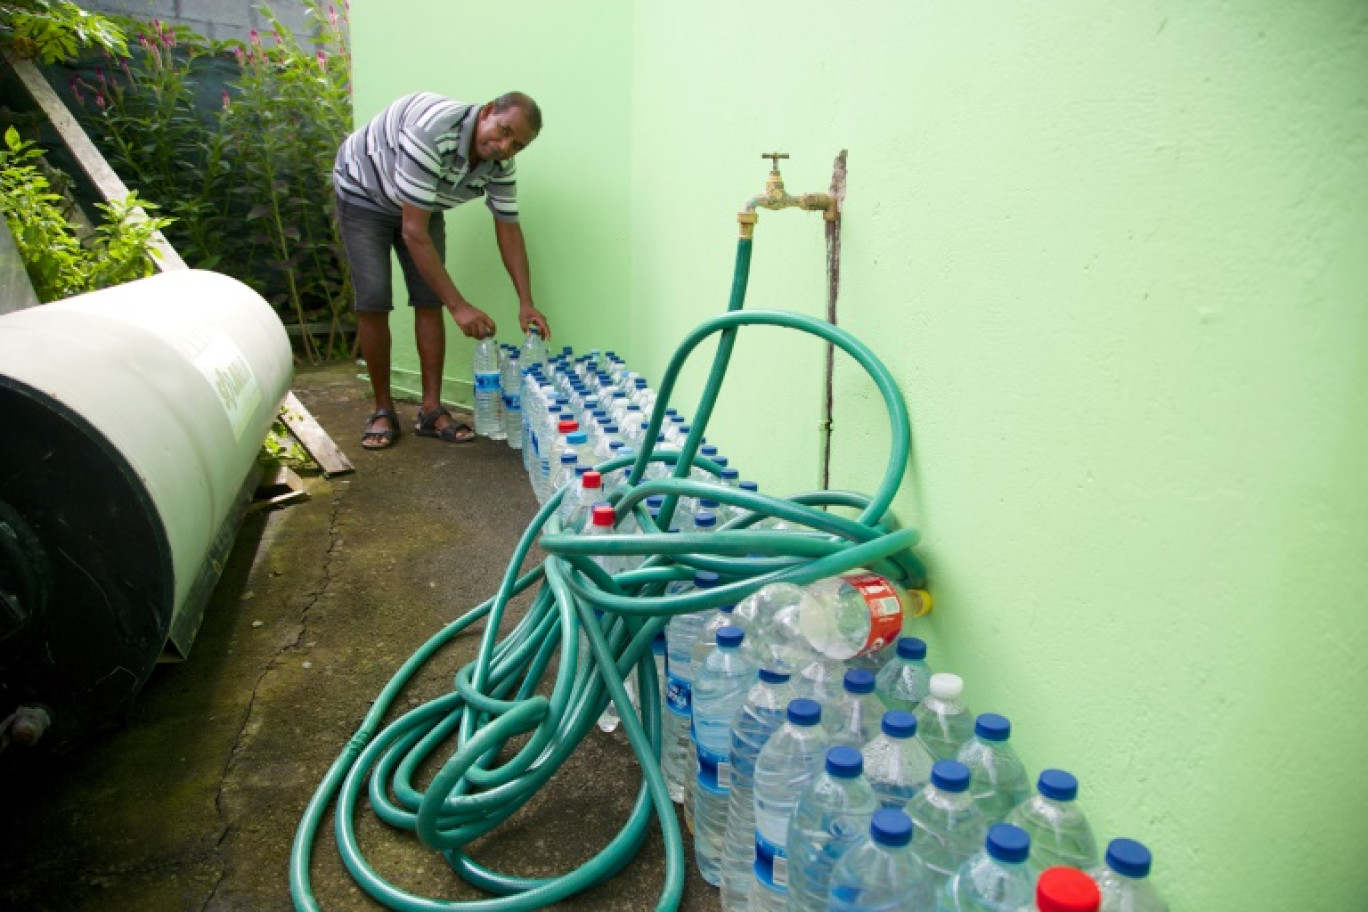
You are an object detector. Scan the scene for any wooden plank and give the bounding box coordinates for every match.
[279,391,354,478]
[1,50,187,272]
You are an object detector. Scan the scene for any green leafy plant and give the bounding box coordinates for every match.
[66,3,355,362]
[0,124,171,301]
[0,0,126,62]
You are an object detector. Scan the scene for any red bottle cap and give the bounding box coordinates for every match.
[582,471,602,489]
[591,504,615,527]
[1036,867,1101,912]
[558,419,579,433]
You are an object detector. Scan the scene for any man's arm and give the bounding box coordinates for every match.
[493,218,550,340]
[400,203,494,339]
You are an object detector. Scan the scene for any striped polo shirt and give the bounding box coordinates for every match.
[333,92,519,221]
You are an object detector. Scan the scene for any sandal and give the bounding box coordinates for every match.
[415,406,475,443]
[361,409,400,450]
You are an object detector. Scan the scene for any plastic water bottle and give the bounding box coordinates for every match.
[651,631,667,723]
[905,760,989,891]
[519,324,547,372]
[472,336,505,439]
[751,697,830,911]
[1004,769,1099,872]
[1089,838,1168,912]
[501,349,522,447]
[582,503,618,573]
[938,823,1035,911]
[691,626,757,884]
[956,713,1032,824]
[915,673,976,761]
[875,636,933,712]
[825,668,886,748]
[662,571,720,806]
[1029,866,1101,912]
[560,469,602,532]
[863,709,935,809]
[827,808,938,911]
[719,668,794,912]
[689,597,737,681]
[799,572,932,660]
[785,745,880,912]
[792,652,847,704]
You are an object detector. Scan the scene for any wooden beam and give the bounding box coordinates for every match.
[279,391,354,478]
[1,50,186,272]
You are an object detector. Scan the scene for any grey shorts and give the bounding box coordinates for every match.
[335,196,446,312]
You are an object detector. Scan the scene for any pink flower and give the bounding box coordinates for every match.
[316,49,327,72]
[222,89,231,110]
[328,5,338,27]
[273,29,282,46]
[95,67,106,84]
[95,93,106,110]
[234,46,245,65]
[70,78,83,103]
[249,29,261,47]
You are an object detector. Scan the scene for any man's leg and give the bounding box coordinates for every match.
[335,196,400,446]
[398,211,465,437]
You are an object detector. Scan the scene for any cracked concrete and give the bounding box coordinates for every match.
[0,361,715,911]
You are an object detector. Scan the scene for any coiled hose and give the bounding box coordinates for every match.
[290,237,925,911]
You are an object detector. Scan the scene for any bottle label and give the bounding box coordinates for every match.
[843,571,904,656]
[474,371,501,393]
[696,745,731,793]
[503,393,521,412]
[753,831,788,890]
[665,673,691,717]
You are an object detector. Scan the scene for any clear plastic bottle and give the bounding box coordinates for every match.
[823,668,884,748]
[956,713,1032,824]
[661,571,720,806]
[827,808,938,912]
[1004,770,1099,872]
[472,335,505,439]
[500,349,522,447]
[799,572,933,661]
[863,709,935,809]
[691,626,757,885]
[688,598,737,682]
[1088,838,1168,912]
[751,697,830,911]
[791,652,847,705]
[519,324,547,372]
[905,759,990,891]
[915,673,976,762]
[875,636,934,712]
[939,823,1035,911]
[650,631,667,723]
[785,745,881,912]
[719,668,794,912]
[1028,867,1101,912]
[560,469,602,533]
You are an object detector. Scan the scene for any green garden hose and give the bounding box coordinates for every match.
[289,236,924,911]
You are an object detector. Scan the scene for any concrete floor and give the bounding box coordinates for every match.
[0,360,714,911]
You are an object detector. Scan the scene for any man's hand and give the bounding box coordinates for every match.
[449,301,495,339]
[520,305,550,341]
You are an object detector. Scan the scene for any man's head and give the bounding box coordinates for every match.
[471,92,541,164]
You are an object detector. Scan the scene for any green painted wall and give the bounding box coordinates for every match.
[353,2,1368,906]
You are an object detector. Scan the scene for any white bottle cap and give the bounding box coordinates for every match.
[929,672,963,700]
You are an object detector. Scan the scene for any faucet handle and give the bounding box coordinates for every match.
[762,152,790,173]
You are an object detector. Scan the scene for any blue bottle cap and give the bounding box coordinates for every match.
[986,824,1031,864]
[896,636,927,660]
[825,745,863,778]
[1038,769,1079,802]
[651,632,667,654]
[560,452,578,464]
[843,668,876,695]
[881,710,917,738]
[716,626,744,649]
[604,424,619,434]
[694,570,720,588]
[787,698,821,726]
[694,512,717,528]
[700,498,720,510]
[870,808,913,847]
[714,456,729,468]
[701,445,718,457]
[975,713,1011,742]
[931,760,971,792]
[567,431,587,445]
[1105,838,1153,878]
[646,495,665,508]
[739,480,759,492]
[721,467,740,481]
[758,668,790,684]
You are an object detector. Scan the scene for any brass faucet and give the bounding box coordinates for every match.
[738,152,839,238]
